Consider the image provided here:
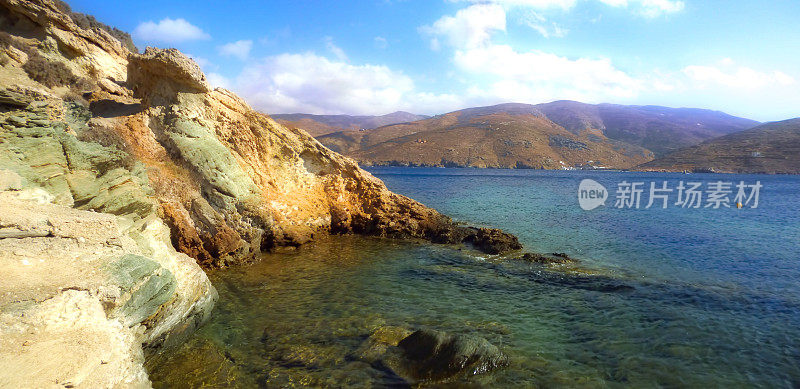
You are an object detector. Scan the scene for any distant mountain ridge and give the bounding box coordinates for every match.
[637,118,800,174]
[272,111,428,136]
[315,102,758,170]
[535,101,759,156]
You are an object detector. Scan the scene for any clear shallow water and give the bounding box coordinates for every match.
[150,169,800,387]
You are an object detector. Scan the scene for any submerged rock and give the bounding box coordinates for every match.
[353,326,508,385]
[396,328,509,382]
[516,252,578,264]
[431,226,522,255]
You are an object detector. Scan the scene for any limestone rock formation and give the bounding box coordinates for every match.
[2,0,520,271]
[0,177,217,387]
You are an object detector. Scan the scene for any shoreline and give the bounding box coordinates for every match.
[363,164,798,176]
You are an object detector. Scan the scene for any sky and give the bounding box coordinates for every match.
[68,0,800,121]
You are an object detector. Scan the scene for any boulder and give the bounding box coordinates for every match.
[462,227,523,255]
[396,329,509,382]
[127,47,210,104]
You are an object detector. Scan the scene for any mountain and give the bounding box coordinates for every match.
[317,102,757,169]
[535,101,760,156]
[272,111,428,136]
[637,118,800,174]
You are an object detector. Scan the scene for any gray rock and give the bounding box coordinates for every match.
[396,329,509,382]
[106,254,178,327]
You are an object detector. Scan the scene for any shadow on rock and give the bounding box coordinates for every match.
[89,99,142,118]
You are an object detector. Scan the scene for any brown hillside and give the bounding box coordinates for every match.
[638,118,800,174]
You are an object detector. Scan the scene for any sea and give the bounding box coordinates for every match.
[149,168,800,387]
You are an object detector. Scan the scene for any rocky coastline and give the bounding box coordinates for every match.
[0,0,524,386]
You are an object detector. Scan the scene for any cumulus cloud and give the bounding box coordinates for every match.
[218,40,253,61]
[423,4,642,104]
[236,53,409,114]
[420,4,506,49]
[232,52,466,115]
[206,72,231,89]
[456,45,642,102]
[683,62,795,89]
[133,18,210,43]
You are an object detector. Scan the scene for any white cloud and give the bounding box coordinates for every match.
[374,36,388,49]
[683,62,795,89]
[599,0,685,17]
[521,11,568,37]
[218,40,253,61]
[420,4,506,49]
[232,52,466,115]
[457,0,684,17]
[324,36,347,61]
[422,5,642,105]
[455,0,577,10]
[236,53,412,114]
[206,72,231,89]
[456,44,642,102]
[133,18,210,43]
[186,54,215,71]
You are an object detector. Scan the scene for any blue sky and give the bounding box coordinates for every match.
[68,0,800,121]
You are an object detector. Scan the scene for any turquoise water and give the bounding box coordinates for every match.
[150,169,800,387]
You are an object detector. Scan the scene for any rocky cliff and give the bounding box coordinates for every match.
[0,0,519,386]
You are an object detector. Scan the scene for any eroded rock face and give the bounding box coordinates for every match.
[128,47,210,105]
[2,0,522,268]
[117,49,521,266]
[0,190,217,387]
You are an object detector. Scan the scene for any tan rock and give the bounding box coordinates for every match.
[0,290,150,388]
[0,195,216,387]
